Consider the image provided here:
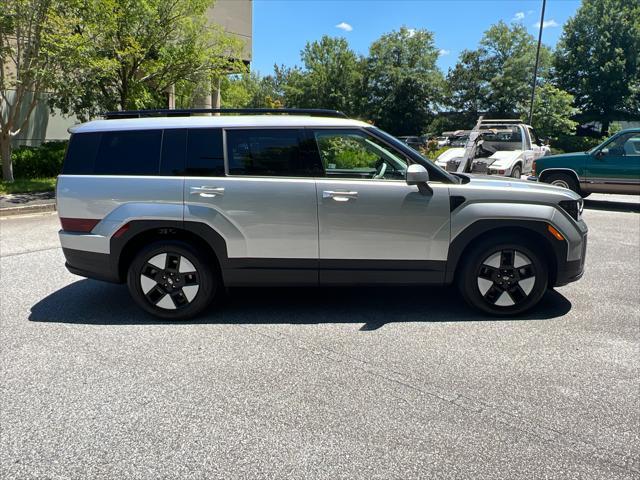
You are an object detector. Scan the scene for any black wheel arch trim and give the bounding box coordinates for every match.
[538,168,582,184]
[445,219,569,287]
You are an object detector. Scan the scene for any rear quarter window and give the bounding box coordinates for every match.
[62,132,101,175]
[94,130,162,175]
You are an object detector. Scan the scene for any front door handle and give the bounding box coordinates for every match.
[190,186,225,197]
[323,190,358,202]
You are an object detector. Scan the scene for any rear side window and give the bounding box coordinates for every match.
[186,128,224,176]
[160,129,187,175]
[94,130,162,175]
[226,129,316,176]
[62,133,101,174]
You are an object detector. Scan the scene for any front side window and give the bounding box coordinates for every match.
[94,130,162,175]
[604,132,640,157]
[226,129,316,176]
[312,129,407,180]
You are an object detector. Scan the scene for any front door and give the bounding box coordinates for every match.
[586,132,640,194]
[310,128,451,284]
[183,127,322,285]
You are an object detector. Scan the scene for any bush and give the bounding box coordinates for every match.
[550,135,604,154]
[420,145,451,161]
[9,141,67,179]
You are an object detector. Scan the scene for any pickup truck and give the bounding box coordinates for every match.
[531,128,640,197]
[436,120,550,178]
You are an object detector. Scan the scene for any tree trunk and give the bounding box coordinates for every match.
[601,118,610,137]
[0,133,14,183]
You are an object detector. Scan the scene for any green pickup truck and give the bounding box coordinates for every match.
[532,128,640,197]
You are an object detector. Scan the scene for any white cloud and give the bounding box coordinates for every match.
[439,49,450,56]
[335,22,353,32]
[407,28,416,37]
[513,12,525,21]
[534,19,560,29]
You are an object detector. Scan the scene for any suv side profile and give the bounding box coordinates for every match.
[57,109,588,320]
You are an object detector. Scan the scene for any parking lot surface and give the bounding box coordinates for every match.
[1,194,639,479]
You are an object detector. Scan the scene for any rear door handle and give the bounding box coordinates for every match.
[190,186,225,197]
[323,190,358,202]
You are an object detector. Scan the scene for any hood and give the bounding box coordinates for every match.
[542,151,590,161]
[435,147,464,165]
[458,173,582,202]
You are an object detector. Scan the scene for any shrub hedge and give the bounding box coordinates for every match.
[0,141,68,180]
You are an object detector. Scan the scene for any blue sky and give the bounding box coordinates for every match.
[252,0,582,75]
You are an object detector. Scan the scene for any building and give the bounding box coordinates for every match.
[3,0,252,148]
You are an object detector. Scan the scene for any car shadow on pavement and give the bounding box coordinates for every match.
[29,279,572,329]
[584,198,640,213]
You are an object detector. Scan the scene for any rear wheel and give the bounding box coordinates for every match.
[127,240,217,320]
[457,236,548,316]
[510,165,522,179]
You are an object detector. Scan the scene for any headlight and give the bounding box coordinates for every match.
[559,199,583,221]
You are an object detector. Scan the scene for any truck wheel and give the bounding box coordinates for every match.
[543,172,585,196]
[511,165,522,179]
[457,235,548,316]
[127,240,218,320]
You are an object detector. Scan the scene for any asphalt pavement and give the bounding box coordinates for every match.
[1,194,639,479]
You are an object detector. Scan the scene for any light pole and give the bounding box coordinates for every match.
[529,0,547,125]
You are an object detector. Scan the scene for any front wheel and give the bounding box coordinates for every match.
[543,172,585,196]
[457,236,548,316]
[127,240,218,320]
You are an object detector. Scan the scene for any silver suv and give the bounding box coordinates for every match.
[56,109,588,320]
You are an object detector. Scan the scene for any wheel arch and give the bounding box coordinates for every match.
[446,220,565,287]
[111,220,229,283]
[538,168,581,185]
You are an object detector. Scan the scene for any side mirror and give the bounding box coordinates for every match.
[596,148,607,159]
[406,164,429,185]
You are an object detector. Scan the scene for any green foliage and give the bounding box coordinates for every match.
[278,36,363,115]
[0,177,57,194]
[362,27,444,135]
[554,0,640,132]
[446,21,552,116]
[220,72,284,109]
[519,84,579,138]
[425,115,475,136]
[316,136,377,169]
[9,142,67,178]
[424,146,452,161]
[550,135,604,154]
[50,0,245,118]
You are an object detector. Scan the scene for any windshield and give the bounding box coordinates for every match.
[478,126,523,152]
[366,126,459,184]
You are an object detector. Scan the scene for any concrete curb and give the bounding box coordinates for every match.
[0,202,56,217]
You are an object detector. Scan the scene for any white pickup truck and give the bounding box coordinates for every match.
[435,120,550,178]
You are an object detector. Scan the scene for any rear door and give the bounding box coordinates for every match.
[310,128,451,285]
[183,128,322,285]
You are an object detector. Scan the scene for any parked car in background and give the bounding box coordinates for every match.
[398,135,428,150]
[436,120,550,178]
[532,128,640,197]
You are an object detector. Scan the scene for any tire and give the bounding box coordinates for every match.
[126,240,218,320]
[457,235,548,316]
[510,165,522,179]
[543,172,581,195]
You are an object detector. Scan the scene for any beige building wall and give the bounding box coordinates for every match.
[4,0,253,147]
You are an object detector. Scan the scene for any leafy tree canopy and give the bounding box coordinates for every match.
[554,0,640,132]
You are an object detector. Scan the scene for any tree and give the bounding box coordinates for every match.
[554,0,640,134]
[362,27,444,135]
[220,72,283,108]
[52,0,244,119]
[0,0,86,181]
[518,84,578,138]
[446,21,551,116]
[279,36,362,115]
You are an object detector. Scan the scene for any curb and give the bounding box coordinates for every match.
[0,202,56,217]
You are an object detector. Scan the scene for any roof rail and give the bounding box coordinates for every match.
[103,108,349,119]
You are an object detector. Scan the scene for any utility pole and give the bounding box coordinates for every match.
[529,0,547,125]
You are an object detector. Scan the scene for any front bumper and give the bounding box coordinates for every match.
[554,231,587,287]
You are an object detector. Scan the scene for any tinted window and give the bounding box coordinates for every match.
[186,129,224,176]
[62,132,101,174]
[160,129,186,175]
[313,129,407,180]
[94,130,162,175]
[227,129,315,176]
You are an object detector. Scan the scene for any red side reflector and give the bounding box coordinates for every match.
[113,223,131,238]
[60,218,100,233]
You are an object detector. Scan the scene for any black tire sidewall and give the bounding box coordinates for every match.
[127,240,216,320]
[458,237,548,316]
[511,165,522,178]
[545,173,580,195]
